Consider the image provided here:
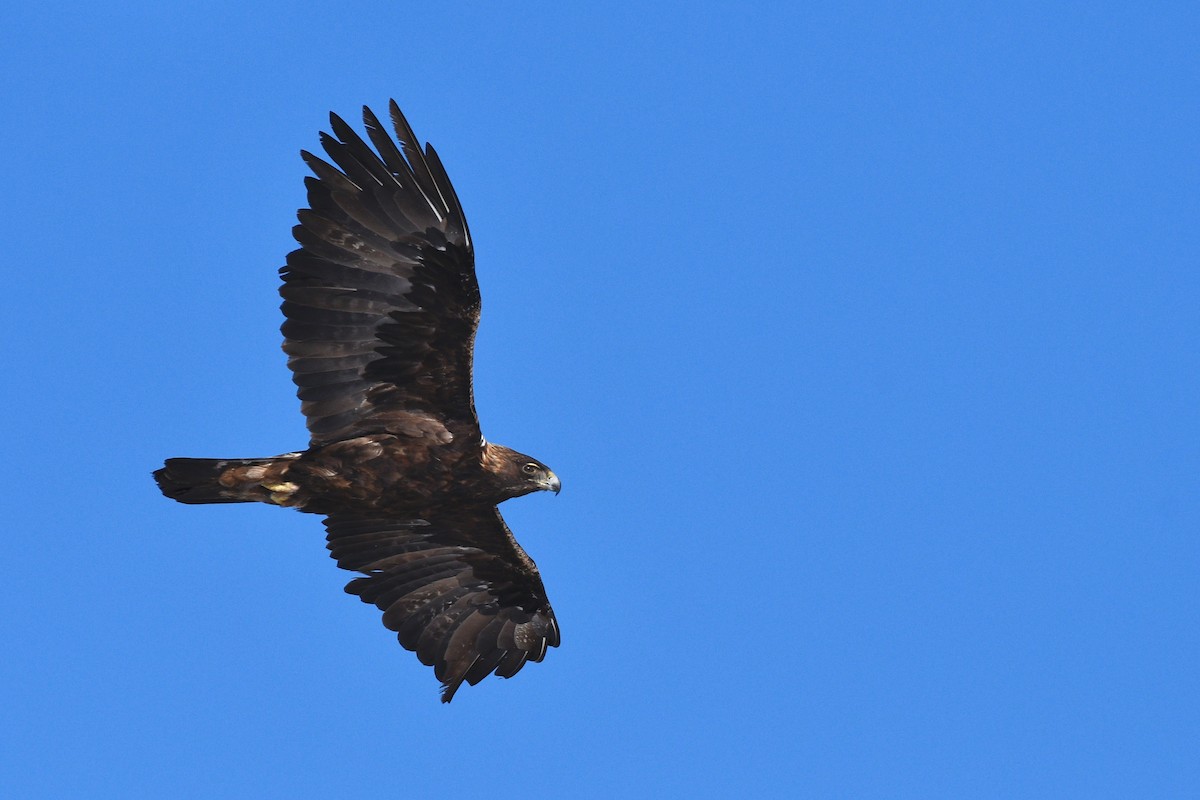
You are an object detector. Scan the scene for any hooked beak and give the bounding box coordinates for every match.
[540,471,561,495]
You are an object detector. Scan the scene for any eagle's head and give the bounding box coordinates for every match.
[483,443,561,500]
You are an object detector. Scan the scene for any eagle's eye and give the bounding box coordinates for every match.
[522,463,539,474]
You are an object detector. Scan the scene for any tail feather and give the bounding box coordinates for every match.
[154,457,287,505]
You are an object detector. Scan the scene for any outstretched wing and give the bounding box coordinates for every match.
[280,101,480,445]
[325,507,560,702]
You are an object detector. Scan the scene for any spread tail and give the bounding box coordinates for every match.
[154,456,294,505]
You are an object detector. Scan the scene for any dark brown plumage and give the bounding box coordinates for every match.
[154,101,561,702]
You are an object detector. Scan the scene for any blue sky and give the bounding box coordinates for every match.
[3,2,1197,797]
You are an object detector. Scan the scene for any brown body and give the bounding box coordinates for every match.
[154,102,561,702]
[199,438,550,515]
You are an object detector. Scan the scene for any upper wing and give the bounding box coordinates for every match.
[324,507,560,702]
[280,101,481,445]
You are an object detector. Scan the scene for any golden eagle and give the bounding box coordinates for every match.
[154,102,561,702]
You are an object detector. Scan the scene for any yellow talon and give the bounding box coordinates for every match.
[263,481,298,493]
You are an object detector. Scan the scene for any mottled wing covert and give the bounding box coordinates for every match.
[325,509,560,702]
[280,101,480,445]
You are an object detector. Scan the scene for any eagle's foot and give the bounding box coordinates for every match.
[264,481,300,505]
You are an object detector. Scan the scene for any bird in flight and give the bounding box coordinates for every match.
[154,101,561,702]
